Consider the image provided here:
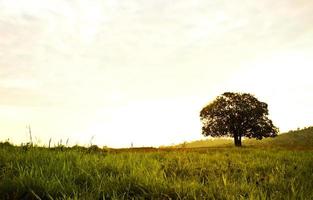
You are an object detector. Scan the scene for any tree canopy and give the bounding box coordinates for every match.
[200,92,278,146]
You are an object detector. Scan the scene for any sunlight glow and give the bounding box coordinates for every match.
[0,0,312,147]
[221,51,313,132]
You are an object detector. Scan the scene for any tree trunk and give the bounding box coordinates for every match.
[234,134,242,147]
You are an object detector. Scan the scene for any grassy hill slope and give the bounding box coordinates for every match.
[249,126,313,148]
[174,126,313,149]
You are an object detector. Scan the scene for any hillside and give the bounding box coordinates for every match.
[249,126,313,148]
[174,126,313,149]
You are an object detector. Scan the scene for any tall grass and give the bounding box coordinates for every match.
[0,144,312,199]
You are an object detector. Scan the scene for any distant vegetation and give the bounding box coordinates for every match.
[0,127,312,199]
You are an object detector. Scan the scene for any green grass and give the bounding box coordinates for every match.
[0,127,313,199]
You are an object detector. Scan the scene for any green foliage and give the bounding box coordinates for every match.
[200,92,278,146]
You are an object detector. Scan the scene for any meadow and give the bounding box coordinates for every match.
[0,127,313,199]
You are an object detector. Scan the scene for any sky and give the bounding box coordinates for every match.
[0,0,312,147]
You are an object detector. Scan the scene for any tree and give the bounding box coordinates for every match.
[200,92,278,146]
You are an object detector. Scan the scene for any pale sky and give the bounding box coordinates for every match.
[0,0,312,147]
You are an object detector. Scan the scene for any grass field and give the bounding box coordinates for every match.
[0,127,313,199]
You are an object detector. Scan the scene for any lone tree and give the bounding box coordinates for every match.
[200,92,278,146]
